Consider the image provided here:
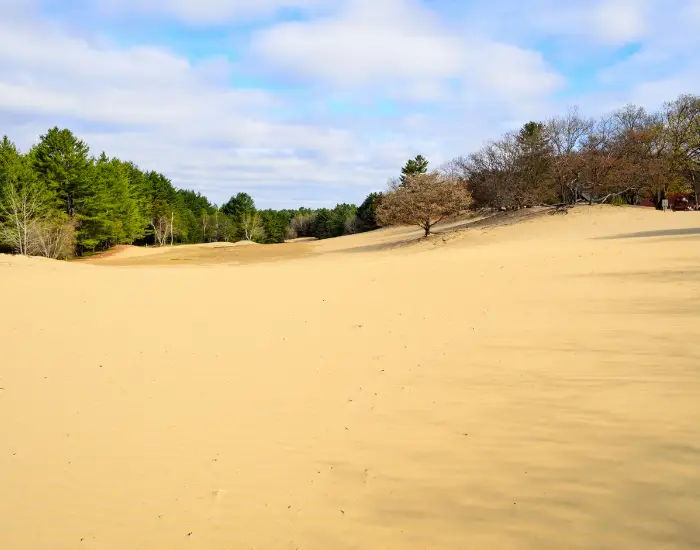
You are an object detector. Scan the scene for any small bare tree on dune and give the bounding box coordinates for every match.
[377,172,472,237]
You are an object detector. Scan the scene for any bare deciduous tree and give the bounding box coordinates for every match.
[547,107,594,203]
[377,172,472,236]
[201,211,209,242]
[150,215,171,246]
[662,94,700,204]
[343,215,360,235]
[0,177,45,255]
[30,217,76,259]
[240,212,265,241]
[0,176,76,259]
[452,136,520,210]
[288,213,315,239]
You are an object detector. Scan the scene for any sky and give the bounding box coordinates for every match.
[1,0,698,208]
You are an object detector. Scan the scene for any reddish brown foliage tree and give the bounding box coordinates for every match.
[377,172,472,236]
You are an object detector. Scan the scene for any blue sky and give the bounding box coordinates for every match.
[1,0,698,208]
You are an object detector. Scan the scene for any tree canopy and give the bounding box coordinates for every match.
[0,129,381,257]
[378,172,472,236]
[400,155,429,186]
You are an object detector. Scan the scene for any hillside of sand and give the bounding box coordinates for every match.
[1,205,699,549]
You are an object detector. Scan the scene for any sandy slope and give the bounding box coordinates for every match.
[1,205,699,549]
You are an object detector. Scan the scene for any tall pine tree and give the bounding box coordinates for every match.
[31,127,91,217]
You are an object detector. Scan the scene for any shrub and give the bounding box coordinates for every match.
[611,196,627,206]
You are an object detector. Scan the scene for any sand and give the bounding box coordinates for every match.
[1,205,699,549]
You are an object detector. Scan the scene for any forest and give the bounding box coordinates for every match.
[0,93,697,259]
[0,128,381,258]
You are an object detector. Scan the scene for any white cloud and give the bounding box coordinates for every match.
[593,0,648,43]
[252,0,562,105]
[0,0,696,208]
[461,41,562,99]
[534,0,649,45]
[0,18,386,207]
[588,1,700,109]
[95,0,329,23]
[453,0,652,46]
[252,0,462,86]
[0,0,567,209]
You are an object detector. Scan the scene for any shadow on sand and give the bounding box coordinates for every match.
[339,208,552,255]
[596,228,700,240]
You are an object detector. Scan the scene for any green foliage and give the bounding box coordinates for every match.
[77,154,148,251]
[310,208,332,239]
[0,138,47,213]
[611,196,627,206]
[221,192,255,220]
[1,128,386,256]
[516,121,556,204]
[0,137,55,254]
[220,192,260,241]
[0,136,21,180]
[305,203,358,239]
[240,212,266,242]
[31,127,91,217]
[356,192,383,230]
[400,155,429,186]
[259,209,293,243]
[329,203,357,236]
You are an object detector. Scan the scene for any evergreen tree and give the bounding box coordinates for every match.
[77,154,148,251]
[356,192,382,230]
[141,171,179,245]
[31,127,91,217]
[311,208,332,239]
[515,122,556,204]
[259,209,293,243]
[221,192,255,220]
[328,203,357,237]
[400,155,429,186]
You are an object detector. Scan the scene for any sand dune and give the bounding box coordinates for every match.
[1,205,699,549]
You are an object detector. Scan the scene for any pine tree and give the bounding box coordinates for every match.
[356,192,382,230]
[31,127,91,217]
[77,154,148,251]
[400,155,429,186]
[516,122,556,204]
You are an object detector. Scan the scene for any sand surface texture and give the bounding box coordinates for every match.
[2,206,699,549]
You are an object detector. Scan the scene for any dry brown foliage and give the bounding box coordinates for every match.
[377,172,472,236]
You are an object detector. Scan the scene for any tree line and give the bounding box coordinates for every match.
[1,93,697,257]
[0,128,381,258]
[375,93,698,237]
[447,93,699,211]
